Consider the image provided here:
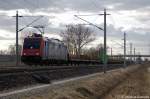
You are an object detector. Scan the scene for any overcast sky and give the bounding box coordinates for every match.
[0,0,150,55]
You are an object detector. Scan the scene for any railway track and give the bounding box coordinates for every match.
[0,64,128,92]
[0,64,124,76]
[0,63,124,71]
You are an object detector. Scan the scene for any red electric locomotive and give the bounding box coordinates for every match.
[21,33,44,63]
[21,33,68,64]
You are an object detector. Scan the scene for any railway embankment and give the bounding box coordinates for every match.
[103,63,150,99]
[1,63,148,99]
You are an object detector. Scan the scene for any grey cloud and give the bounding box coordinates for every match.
[0,0,52,10]
[127,30,150,42]
[92,24,124,38]
[0,0,150,53]
[93,24,150,48]
[106,24,150,43]
[0,15,51,32]
[1,0,150,13]
[0,35,15,40]
[0,16,15,31]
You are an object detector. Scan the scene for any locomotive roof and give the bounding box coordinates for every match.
[44,37,64,45]
[24,33,65,45]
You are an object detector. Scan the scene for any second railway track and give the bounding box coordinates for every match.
[0,64,128,92]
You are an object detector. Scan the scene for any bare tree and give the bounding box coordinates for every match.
[83,47,99,60]
[0,50,8,55]
[82,43,104,60]
[8,45,16,55]
[61,24,95,57]
[8,44,22,55]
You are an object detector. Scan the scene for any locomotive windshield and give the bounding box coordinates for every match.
[23,38,41,49]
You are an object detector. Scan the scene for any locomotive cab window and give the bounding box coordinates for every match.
[59,45,61,48]
[23,38,41,49]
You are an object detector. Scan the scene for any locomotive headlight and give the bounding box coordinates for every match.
[23,53,26,55]
[35,53,39,55]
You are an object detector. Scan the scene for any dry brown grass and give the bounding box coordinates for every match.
[103,64,150,99]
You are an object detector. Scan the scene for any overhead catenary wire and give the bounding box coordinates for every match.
[74,15,103,30]
[111,39,123,47]
[18,15,43,32]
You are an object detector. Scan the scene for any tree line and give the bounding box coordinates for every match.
[0,24,104,59]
